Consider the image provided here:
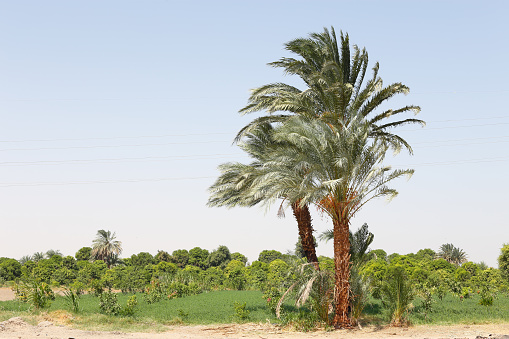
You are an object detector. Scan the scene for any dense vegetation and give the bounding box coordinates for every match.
[1,238,509,330]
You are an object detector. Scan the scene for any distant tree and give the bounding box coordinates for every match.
[170,249,189,268]
[498,244,509,280]
[437,243,467,266]
[0,258,21,281]
[369,249,388,262]
[416,248,436,262]
[32,252,45,262]
[231,252,248,265]
[75,247,92,261]
[207,245,231,269]
[90,230,122,268]
[155,250,172,262]
[45,249,62,259]
[188,247,209,269]
[130,252,155,268]
[19,255,33,265]
[257,250,283,264]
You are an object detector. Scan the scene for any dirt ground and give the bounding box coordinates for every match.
[2,288,509,339]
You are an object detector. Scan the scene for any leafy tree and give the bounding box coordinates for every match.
[170,249,189,268]
[207,245,231,269]
[188,247,209,269]
[231,252,248,265]
[224,260,247,290]
[415,248,436,262]
[129,252,155,268]
[75,247,92,261]
[369,249,388,262]
[0,258,22,281]
[155,250,172,262]
[90,230,122,268]
[258,250,283,264]
[498,244,509,280]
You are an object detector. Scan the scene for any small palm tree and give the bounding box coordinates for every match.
[32,252,45,262]
[45,249,62,259]
[19,255,33,265]
[90,230,122,268]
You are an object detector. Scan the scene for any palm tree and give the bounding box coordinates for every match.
[254,115,413,328]
[237,27,424,154]
[45,249,62,259]
[32,252,45,262]
[437,243,467,266]
[208,122,320,268]
[90,230,122,268]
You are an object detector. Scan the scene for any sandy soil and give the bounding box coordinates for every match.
[0,288,14,302]
[2,289,509,339]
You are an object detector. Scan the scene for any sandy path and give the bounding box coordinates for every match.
[0,288,14,302]
[1,317,509,339]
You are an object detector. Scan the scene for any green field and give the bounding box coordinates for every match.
[2,290,509,332]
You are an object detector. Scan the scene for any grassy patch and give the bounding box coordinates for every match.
[410,293,509,325]
[0,290,277,331]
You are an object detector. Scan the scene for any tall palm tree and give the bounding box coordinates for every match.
[236,26,424,154]
[90,230,122,268]
[208,123,319,268]
[254,115,413,328]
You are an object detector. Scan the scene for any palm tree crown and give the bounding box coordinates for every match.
[91,230,122,268]
[237,27,424,154]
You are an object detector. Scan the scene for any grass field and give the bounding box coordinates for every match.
[1,290,509,332]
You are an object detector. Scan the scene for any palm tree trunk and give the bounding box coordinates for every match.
[332,217,352,328]
[292,202,320,270]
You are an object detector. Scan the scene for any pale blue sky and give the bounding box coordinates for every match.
[1,1,508,266]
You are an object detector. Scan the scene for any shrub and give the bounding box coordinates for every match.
[99,291,121,315]
[233,301,250,322]
[13,277,55,309]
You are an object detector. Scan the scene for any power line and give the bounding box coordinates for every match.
[0,132,232,143]
[0,140,230,152]
[0,153,247,166]
[0,176,216,188]
[393,155,509,168]
[0,115,509,144]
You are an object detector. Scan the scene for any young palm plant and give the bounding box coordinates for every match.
[254,115,414,328]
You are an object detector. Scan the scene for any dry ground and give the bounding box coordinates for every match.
[2,288,509,338]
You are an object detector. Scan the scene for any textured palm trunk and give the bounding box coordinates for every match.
[291,202,320,270]
[332,217,352,328]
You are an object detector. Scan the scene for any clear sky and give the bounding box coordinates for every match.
[1,1,508,267]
